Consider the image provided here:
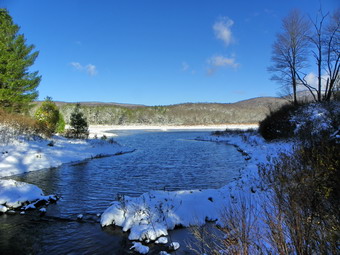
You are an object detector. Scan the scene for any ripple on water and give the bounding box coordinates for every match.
[1,131,246,254]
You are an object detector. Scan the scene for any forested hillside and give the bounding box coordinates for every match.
[33,97,288,125]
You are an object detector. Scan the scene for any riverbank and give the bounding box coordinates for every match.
[100,131,293,246]
[1,125,277,254]
[89,123,258,131]
[0,136,130,178]
[0,131,132,213]
[88,123,258,138]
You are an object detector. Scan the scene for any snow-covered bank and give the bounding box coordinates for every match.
[0,179,56,213]
[0,132,131,214]
[89,124,258,133]
[100,132,293,242]
[0,136,130,178]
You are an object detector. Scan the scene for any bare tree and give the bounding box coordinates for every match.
[309,10,328,101]
[293,9,340,102]
[269,10,312,105]
[324,9,340,101]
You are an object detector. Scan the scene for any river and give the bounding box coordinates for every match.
[0,130,245,254]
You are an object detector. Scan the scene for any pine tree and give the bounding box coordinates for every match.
[69,103,89,139]
[0,9,41,113]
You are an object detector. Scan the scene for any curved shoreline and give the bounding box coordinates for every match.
[88,124,258,138]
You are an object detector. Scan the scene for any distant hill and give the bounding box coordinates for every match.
[33,97,289,125]
[34,101,145,108]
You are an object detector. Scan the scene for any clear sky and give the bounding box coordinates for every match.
[2,0,338,105]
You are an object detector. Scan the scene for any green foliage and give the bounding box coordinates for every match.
[56,112,65,133]
[34,97,60,135]
[258,103,299,141]
[0,9,41,113]
[67,103,88,139]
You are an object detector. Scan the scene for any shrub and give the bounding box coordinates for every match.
[0,108,50,143]
[258,103,300,141]
[55,112,65,134]
[34,97,60,135]
[258,141,340,254]
[291,102,340,146]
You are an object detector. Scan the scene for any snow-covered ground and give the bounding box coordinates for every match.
[0,135,130,178]
[0,128,131,213]
[2,102,336,253]
[0,179,57,213]
[100,132,293,244]
[89,124,258,133]
[0,123,292,254]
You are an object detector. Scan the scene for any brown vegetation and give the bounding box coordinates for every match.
[0,109,50,143]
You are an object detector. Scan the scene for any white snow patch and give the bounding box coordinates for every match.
[0,135,130,178]
[0,205,7,213]
[170,242,180,251]
[39,208,46,213]
[155,237,168,244]
[159,252,171,255]
[130,242,149,254]
[0,179,53,211]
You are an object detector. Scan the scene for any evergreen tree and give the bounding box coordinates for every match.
[34,97,60,135]
[69,103,88,139]
[0,9,41,113]
[56,112,65,134]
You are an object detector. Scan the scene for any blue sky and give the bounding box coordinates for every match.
[2,0,338,105]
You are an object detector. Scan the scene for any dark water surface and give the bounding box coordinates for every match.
[0,130,245,254]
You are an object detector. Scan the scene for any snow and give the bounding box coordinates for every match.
[159,252,170,255]
[0,126,130,214]
[170,242,180,251]
[130,242,150,254]
[101,131,294,242]
[155,237,168,244]
[89,124,258,131]
[291,102,340,141]
[4,115,331,251]
[0,204,7,213]
[0,179,55,211]
[100,103,334,249]
[0,135,130,178]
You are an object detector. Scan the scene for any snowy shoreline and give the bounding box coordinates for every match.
[100,132,293,245]
[0,131,132,213]
[88,124,258,136]
[1,124,286,253]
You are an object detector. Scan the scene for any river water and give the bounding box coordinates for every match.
[0,130,245,254]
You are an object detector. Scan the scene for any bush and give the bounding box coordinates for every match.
[258,103,300,141]
[291,102,340,146]
[258,141,340,254]
[34,97,60,135]
[66,103,89,139]
[0,109,50,143]
[55,112,65,134]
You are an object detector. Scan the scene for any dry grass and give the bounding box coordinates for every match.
[0,109,50,143]
[189,197,262,255]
